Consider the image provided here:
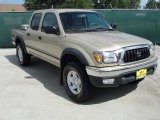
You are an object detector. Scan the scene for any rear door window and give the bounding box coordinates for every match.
[30,13,42,31]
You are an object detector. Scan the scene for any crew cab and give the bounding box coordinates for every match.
[12,9,158,102]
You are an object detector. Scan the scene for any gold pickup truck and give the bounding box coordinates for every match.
[12,9,158,102]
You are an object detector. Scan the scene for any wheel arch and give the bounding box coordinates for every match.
[60,48,89,85]
[15,36,27,53]
[61,48,89,69]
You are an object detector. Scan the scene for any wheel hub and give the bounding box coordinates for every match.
[67,70,82,95]
[18,47,23,62]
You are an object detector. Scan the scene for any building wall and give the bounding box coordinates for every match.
[0,4,26,12]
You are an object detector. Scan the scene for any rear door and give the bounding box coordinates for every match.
[25,12,43,51]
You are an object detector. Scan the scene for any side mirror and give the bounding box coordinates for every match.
[44,26,60,35]
[110,24,117,29]
[21,24,28,30]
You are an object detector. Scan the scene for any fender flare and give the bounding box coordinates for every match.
[15,36,27,53]
[60,48,89,85]
[61,48,89,66]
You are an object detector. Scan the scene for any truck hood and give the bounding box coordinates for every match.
[68,31,150,51]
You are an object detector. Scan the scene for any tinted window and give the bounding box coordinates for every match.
[30,13,42,31]
[60,12,111,33]
[87,13,107,28]
[42,13,58,32]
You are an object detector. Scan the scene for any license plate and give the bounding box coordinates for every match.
[136,69,147,79]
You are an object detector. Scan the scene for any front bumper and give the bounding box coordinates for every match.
[86,56,158,87]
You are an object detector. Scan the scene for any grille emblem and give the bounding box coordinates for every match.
[137,51,142,57]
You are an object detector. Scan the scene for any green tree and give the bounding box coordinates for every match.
[129,0,141,8]
[156,0,160,8]
[60,0,93,8]
[93,0,140,9]
[145,0,158,9]
[25,0,93,9]
[25,0,76,10]
[24,0,141,9]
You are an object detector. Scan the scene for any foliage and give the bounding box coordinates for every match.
[93,0,140,9]
[24,0,65,9]
[24,0,141,9]
[145,0,158,9]
[156,0,160,8]
[59,0,93,8]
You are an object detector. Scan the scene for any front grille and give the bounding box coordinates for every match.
[123,47,150,63]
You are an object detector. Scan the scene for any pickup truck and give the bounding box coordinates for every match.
[12,9,158,102]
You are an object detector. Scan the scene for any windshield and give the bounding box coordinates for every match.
[60,12,112,33]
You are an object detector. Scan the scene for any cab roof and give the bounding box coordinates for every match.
[35,9,96,14]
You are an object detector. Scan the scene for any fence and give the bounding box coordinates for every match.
[98,9,160,44]
[0,12,32,47]
[0,10,159,47]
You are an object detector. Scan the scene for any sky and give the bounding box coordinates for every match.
[0,0,24,4]
[0,0,157,8]
[141,0,148,8]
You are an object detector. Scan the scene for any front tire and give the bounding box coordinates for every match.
[63,62,93,103]
[16,43,31,66]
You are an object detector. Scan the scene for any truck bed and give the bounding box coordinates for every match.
[12,28,27,45]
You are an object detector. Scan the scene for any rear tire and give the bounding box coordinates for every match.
[63,62,93,103]
[16,43,31,66]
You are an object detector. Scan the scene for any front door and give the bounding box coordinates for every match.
[38,12,62,60]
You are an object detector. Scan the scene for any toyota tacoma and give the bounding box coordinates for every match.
[12,9,158,102]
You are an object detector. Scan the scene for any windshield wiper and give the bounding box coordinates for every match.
[108,28,114,31]
[92,27,112,31]
[65,29,87,33]
[65,27,113,33]
[80,27,108,32]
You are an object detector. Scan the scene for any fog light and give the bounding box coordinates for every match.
[103,79,114,84]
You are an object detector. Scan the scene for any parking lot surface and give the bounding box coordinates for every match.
[0,46,160,120]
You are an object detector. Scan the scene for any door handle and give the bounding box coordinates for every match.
[27,33,30,36]
[38,36,42,40]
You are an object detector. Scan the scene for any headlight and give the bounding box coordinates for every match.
[103,52,118,63]
[149,44,155,56]
[94,51,118,64]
